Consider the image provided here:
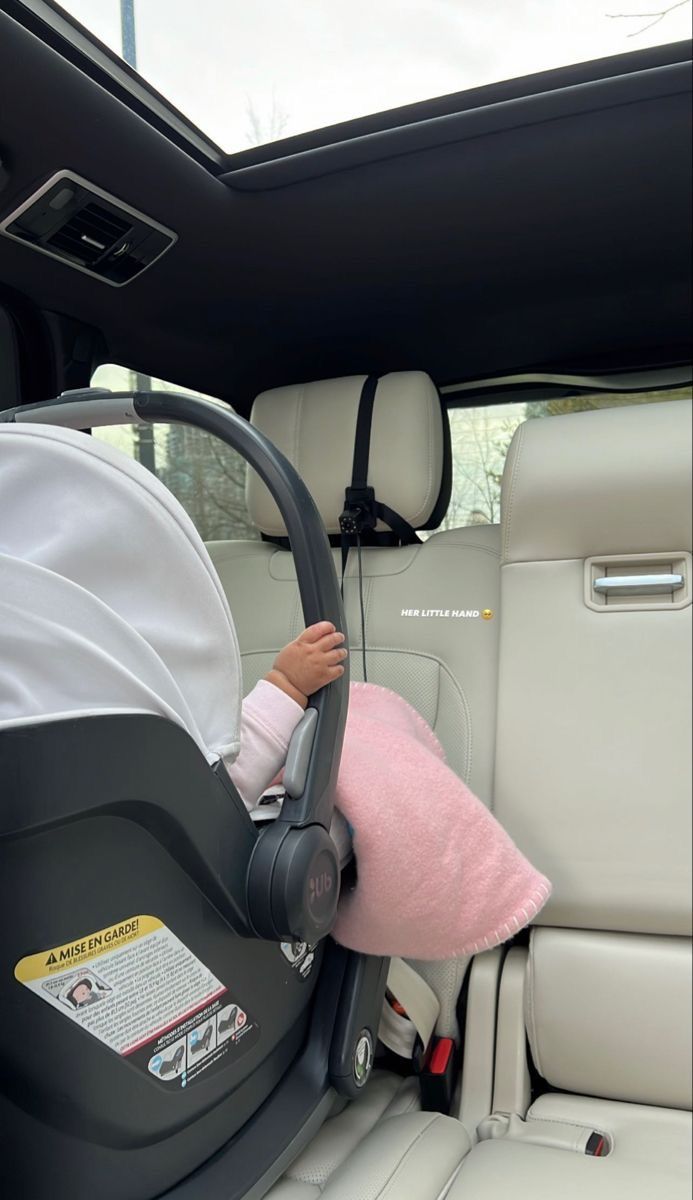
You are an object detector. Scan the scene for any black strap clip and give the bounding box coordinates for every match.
[339,485,377,538]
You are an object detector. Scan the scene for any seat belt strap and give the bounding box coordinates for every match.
[378,957,440,1060]
[340,376,421,548]
[375,499,420,546]
[339,376,422,675]
[350,374,379,489]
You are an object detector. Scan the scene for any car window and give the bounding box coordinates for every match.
[58,0,693,155]
[93,366,690,540]
[436,387,692,533]
[91,364,260,542]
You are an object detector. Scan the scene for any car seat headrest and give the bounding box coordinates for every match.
[0,423,242,764]
[501,399,692,564]
[247,371,450,538]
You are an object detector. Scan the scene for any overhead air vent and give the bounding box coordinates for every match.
[48,202,131,265]
[0,171,176,285]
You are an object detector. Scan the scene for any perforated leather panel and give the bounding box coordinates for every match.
[208,524,499,802]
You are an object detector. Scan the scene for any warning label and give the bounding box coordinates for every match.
[15,916,260,1089]
[280,941,317,980]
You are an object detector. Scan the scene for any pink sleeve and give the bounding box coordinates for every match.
[225,678,304,810]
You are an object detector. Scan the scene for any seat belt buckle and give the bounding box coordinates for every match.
[418,1036,456,1113]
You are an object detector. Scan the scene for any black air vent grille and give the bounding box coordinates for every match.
[0,171,177,286]
[48,203,131,264]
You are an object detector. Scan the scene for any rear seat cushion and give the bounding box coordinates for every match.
[526,928,692,1109]
[267,1106,471,1199]
[449,1093,693,1199]
[265,1072,420,1197]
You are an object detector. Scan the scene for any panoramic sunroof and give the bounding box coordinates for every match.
[53,0,693,155]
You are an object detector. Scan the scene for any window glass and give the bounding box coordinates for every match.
[57,1,693,154]
[92,368,690,541]
[91,363,259,542]
[438,386,692,532]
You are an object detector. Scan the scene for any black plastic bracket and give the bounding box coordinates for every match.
[329,953,389,1099]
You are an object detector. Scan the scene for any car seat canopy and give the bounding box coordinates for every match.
[0,422,242,764]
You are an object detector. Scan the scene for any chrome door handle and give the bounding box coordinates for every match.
[593,574,684,596]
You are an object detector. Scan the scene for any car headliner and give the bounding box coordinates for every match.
[0,7,690,414]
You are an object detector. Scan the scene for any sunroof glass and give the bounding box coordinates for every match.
[56,0,692,155]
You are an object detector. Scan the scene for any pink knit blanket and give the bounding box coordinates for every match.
[332,683,551,960]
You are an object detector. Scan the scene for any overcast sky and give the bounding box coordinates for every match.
[59,0,691,151]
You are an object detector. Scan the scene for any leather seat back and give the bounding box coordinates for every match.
[212,371,500,798]
[494,399,692,1108]
[209,372,501,1031]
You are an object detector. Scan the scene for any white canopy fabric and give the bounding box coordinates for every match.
[0,423,242,765]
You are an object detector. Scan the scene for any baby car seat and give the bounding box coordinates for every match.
[160,1045,187,1077]
[0,390,388,1200]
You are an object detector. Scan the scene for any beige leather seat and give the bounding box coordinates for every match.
[211,371,499,798]
[207,371,501,1194]
[208,366,500,929]
[443,398,692,1197]
[215,390,692,1198]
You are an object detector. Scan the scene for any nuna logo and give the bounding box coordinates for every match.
[400,607,494,620]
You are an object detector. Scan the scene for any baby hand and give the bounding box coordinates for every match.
[267,622,347,708]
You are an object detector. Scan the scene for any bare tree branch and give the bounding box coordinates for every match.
[245,91,290,146]
[606,0,690,36]
[440,408,519,528]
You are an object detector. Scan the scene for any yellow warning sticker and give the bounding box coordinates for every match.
[14,915,260,1089]
[15,916,160,983]
[14,915,228,1057]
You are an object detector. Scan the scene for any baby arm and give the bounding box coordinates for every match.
[226,622,347,809]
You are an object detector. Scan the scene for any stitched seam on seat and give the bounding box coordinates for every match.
[526,1112,612,1145]
[410,389,437,527]
[501,422,527,562]
[425,542,501,558]
[260,541,499,580]
[432,664,473,784]
[436,662,472,782]
[206,546,275,564]
[375,1114,442,1199]
[437,1160,465,1200]
[244,647,474,783]
[289,1080,405,1186]
[350,657,473,782]
[343,652,473,782]
[380,1079,421,1120]
[527,933,543,1078]
[350,679,448,763]
[341,545,421,577]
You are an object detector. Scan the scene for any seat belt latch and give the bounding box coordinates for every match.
[418,1036,457,1114]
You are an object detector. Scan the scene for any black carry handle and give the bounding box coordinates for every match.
[1,389,348,834]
